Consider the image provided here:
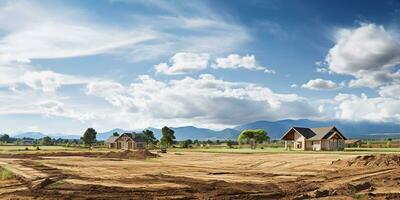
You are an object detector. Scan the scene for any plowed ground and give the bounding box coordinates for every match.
[0,151,399,199]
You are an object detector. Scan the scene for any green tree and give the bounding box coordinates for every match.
[226,140,234,148]
[112,132,120,137]
[238,129,269,149]
[81,128,97,149]
[0,134,10,143]
[42,136,52,145]
[160,126,175,147]
[142,129,157,145]
[181,139,192,148]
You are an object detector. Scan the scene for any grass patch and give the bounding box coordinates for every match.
[0,167,14,180]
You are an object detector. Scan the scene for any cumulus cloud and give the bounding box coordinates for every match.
[334,93,400,123]
[325,23,400,87]
[86,74,318,126]
[154,52,209,75]
[213,54,275,73]
[301,78,339,90]
[22,70,91,92]
[39,100,93,121]
[379,84,400,98]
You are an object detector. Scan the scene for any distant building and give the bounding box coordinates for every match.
[345,139,362,148]
[106,133,146,150]
[281,126,347,151]
[22,138,35,145]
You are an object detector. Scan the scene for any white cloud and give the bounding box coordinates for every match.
[213,54,275,73]
[39,100,93,121]
[326,23,400,88]
[379,84,400,98]
[22,70,91,92]
[86,74,318,127]
[154,52,210,75]
[0,1,156,64]
[86,81,138,112]
[301,78,339,90]
[290,84,298,88]
[334,93,400,123]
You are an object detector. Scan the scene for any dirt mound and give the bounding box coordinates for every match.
[100,150,158,159]
[332,154,400,168]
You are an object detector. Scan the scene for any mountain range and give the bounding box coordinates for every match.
[5,119,400,140]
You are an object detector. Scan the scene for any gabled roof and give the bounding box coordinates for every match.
[105,136,118,143]
[105,133,146,143]
[281,126,347,140]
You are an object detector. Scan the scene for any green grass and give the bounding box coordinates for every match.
[170,146,400,154]
[0,145,109,153]
[0,167,14,180]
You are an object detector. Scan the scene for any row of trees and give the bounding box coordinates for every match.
[81,126,177,149]
[1,127,270,149]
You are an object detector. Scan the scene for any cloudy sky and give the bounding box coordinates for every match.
[1,0,400,134]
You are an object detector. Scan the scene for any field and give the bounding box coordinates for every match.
[0,147,400,199]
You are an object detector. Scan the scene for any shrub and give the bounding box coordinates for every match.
[36,146,40,150]
[25,147,29,151]
[0,168,14,180]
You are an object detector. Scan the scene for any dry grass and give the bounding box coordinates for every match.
[0,167,14,180]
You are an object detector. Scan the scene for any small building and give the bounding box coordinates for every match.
[106,133,146,150]
[281,126,347,151]
[345,139,362,148]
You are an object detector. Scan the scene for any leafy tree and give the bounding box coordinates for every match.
[0,134,10,143]
[42,136,52,145]
[112,132,120,137]
[81,128,97,149]
[181,139,192,148]
[142,129,157,145]
[160,126,175,147]
[226,140,234,148]
[238,129,269,149]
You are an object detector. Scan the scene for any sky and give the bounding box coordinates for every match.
[1,0,400,135]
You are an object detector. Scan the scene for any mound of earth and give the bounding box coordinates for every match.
[332,154,400,168]
[100,150,159,159]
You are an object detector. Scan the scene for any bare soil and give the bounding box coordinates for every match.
[0,151,399,199]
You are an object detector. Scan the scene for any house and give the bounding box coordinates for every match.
[106,133,147,150]
[345,139,362,148]
[281,126,346,151]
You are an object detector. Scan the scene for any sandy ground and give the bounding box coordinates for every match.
[0,151,399,199]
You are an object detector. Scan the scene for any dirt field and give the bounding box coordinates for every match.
[0,150,399,199]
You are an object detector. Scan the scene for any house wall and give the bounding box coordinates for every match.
[321,139,345,150]
[294,131,305,150]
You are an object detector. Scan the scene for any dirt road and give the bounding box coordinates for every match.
[0,151,399,199]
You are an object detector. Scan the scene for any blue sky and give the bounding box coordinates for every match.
[1,0,400,135]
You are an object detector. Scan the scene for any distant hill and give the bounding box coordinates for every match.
[146,126,240,141]
[7,119,400,141]
[12,132,47,139]
[96,128,126,141]
[234,119,400,139]
[11,132,81,140]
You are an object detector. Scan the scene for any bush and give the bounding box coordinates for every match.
[0,168,14,180]
[25,147,29,151]
[36,146,40,150]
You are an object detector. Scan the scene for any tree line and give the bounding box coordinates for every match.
[1,127,270,149]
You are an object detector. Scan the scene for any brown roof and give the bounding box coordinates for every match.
[105,136,118,143]
[282,126,347,140]
[105,133,146,143]
[345,139,361,144]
